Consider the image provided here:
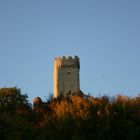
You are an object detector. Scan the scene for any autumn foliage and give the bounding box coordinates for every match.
[0,87,140,140]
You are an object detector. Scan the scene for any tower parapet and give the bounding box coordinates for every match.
[54,55,80,98]
[54,56,80,69]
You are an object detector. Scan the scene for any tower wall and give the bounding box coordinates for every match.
[54,56,80,98]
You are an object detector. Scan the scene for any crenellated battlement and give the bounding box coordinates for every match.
[54,55,80,68]
[55,55,79,62]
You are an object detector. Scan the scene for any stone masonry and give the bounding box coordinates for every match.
[54,56,80,98]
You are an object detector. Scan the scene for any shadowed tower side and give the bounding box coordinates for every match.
[54,56,80,98]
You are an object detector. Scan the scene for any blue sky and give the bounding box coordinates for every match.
[0,0,140,101]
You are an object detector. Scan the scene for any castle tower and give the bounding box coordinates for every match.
[54,56,80,98]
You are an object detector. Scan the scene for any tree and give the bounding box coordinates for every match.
[0,87,36,140]
[0,87,31,114]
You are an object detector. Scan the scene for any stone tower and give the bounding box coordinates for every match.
[54,56,80,98]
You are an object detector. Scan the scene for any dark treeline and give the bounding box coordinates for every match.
[0,87,140,140]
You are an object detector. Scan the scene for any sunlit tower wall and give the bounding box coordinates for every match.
[54,56,80,98]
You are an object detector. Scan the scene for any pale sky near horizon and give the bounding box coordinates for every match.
[0,0,140,101]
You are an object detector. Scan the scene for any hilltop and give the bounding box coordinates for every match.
[0,87,140,140]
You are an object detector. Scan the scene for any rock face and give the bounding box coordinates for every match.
[33,97,43,112]
[33,97,42,105]
[54,56,80,98]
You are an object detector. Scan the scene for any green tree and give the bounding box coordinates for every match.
[0,87,31,114]
[0,87,37,140]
